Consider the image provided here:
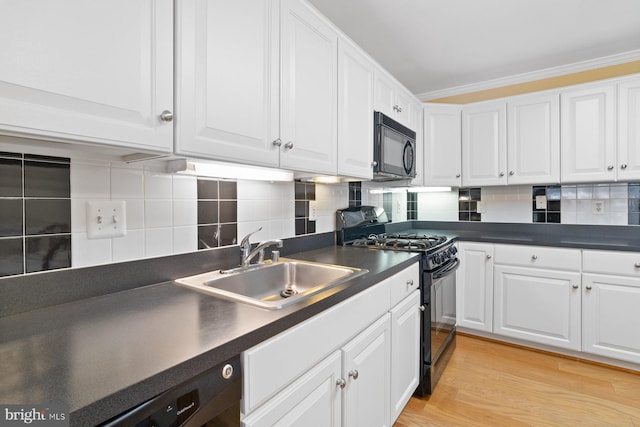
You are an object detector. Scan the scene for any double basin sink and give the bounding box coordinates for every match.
[175,258,368,310]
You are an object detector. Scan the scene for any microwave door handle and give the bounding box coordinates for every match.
[403,141,414,175]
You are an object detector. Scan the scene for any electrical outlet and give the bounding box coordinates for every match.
[308,200,318,221]
[535,195,547,210]
[396,200,402,214]
[86,200,127,239]
[592,200,605,215]
[476,201,486,213]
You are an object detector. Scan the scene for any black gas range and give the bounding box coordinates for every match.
[336,206,458,396]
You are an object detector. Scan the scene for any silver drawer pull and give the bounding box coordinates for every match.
[348,370,359,380]
[635,263,640,268]
[572,284,579,289]
[407,279,414,287]
[336,378,346,389]
[532,255,538,260]
[585,285,593,290]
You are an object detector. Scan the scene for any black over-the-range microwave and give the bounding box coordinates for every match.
[373,111,417,181]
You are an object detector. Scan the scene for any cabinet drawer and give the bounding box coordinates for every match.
[494,244,580,271]
[583,250,640,276]
[242,277,391,414]
[390,263,420,307]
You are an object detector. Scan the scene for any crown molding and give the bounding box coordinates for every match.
[416,49,640,102]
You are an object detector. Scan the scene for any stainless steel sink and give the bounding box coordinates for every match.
[174,258,368,309]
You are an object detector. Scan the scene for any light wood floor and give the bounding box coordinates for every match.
[395,334,640,427]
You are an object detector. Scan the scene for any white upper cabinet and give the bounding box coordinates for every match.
[462,100,507,186]
[175,0,279,167]
[561,82,616,183]
[618,76,640,181]
[374,69,415,129]
[410,100,425,186]
[0,0,173,153]
[280,0,338,174]
[423,104,462,187]
[337,38,374,180]
[507,92,560,184]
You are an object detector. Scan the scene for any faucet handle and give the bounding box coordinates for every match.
[240,227,262,249]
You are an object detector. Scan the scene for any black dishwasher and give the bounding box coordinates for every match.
[100,355,241,427]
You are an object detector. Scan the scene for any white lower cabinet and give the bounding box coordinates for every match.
[241,262,420,426]
[456,242,494,332]
[390,290,420,422]
[582,250,640,364]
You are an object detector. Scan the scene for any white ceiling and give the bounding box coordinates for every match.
[307,0,640,98]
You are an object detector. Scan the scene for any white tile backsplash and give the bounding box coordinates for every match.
[173,200,197,226]
[72,233,112,267]
[111,167,144,199]
[145,228,173,258]
[112,229,144,263]
[144,172,173,199]
[173,226,198,254]
[417,191,458,221]
[71,163,111,199]
[144,200,173,228]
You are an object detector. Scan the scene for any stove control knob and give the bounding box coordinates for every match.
[450,246,457,255]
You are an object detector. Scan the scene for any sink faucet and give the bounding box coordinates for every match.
[239,227,283,267]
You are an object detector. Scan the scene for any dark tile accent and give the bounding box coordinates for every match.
[0,152,23,159]
[295,201,307,218]
[197,179,218,200]
[295,218,306,235]
[219,201,237,223]
[407,192,417,220]
[24,161,70,198]
[0,238,24,277]
[197,201,218,225]
[25,199,71,235]
[25,235,71,274]
[219,223,237,246]
[218,181,237,200]
[306,183,316,201]
[383,193,393,222]
[629,212,640,225]
[24,154,70,164]
[0,158,23,197]
[546,186,561,201]
[349,182,362,208]
[546,212,561,223]
[532,186,546,197]
[306,220,316,234]
[533,212,546,222]
[459,188,481,222]
[295,182,306,200]
[0,199,23,237]
[547,200,561,211]
[629,198,640,212]
[198,225,219,249]
[629,183,640,199]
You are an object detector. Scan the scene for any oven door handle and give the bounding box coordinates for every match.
[432,258,460,280]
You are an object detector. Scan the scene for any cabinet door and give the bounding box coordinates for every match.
[342,314,391,427]
[462,101,507,186]
[618,77,640,181]
[390,291,420,423]
[507,92,560,184]
[337,39,374,179]
[582,274,640,365]
[0,0,173,153]
[373,69,397,119]
[423,104,462,186]
[242,351,342,427]
[280,0,338,174]
[394,88,414,128]
[494,265,581,350]
[456,242,494,332]
[561,83,616,183]
[410,100,425,186]
[175,0,279,167]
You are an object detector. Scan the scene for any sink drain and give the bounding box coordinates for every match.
[280,287,298,298]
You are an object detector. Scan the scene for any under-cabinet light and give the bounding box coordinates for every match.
[167,159,294,182]
[408,187,452,193]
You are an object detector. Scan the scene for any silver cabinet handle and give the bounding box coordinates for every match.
[455,173,461,178]
[272,138,282,147]
[499,172,505,177]
[419,305,426,312]
[486,254,492,259]
[621,164,628,170]
[572,284,579,289]
[284,141,294,150]
[607,165,614,170]
[348,370,359,380]
[407,279,414,287]
[372,161,378,167]
[585,284,593,290]
[509,171,514,176]
[159,110,173,122]
[532,255,538,260]
[336,378,346,389]
[222,364,234,379]
[634,262,640,268]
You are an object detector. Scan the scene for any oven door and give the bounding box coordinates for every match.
[375,125,416,178]
[430,258,459,361]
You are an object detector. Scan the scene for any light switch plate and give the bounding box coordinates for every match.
[308,200,318,221]
[86,200,127,239]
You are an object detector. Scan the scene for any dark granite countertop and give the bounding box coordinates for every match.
[387,221,640,252]
[0,245,420,426]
